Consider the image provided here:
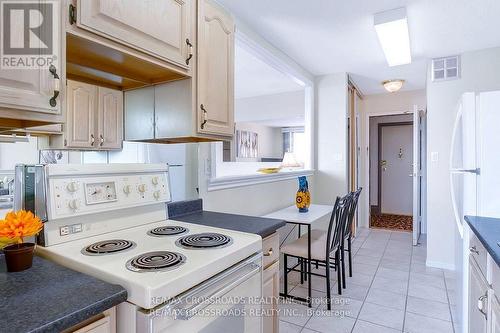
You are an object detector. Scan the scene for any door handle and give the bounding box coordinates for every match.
[200,104,208,129]
[49,65,60,107]
[469,246,480,255]
[90,134,95,146]
[263,248,273,257]
[478,294,488,318]
[99,135,104,147]
[185,38,193,65]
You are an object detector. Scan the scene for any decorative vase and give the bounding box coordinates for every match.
[3,242,35,272]
[295,176,310,213]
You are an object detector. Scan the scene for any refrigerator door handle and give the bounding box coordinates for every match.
[450,168,480,175]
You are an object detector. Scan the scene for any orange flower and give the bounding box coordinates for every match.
[0,210,43,247]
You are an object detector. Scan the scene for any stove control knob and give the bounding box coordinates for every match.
[151,176,159,185]
[123,185,132,195]
[138,184,147,193]
[66,182,79,192]
[68,199,80,210]
[153,190,161,200]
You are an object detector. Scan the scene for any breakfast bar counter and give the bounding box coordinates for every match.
[168,199,286,238]
[0,255,127,333]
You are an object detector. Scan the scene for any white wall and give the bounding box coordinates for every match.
[426,46,500,269]
[235,90,305,126]
[314,73,349,204]
[234,122,282,162]
[358,90,426,228]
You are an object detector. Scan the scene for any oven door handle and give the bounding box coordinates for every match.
[161,256,261,321]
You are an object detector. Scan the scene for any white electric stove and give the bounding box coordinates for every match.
[20,164,263,333]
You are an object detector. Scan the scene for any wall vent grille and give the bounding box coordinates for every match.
[432,55,460,81]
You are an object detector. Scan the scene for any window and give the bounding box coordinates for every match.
[282,127,306,166]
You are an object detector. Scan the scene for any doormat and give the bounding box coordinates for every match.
[370,214,412,231]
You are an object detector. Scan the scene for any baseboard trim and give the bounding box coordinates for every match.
[426,260,455,271]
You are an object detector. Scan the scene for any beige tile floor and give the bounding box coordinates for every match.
[279,228,456,333]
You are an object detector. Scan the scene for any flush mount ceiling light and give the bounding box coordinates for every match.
[374,7,411,67]
[382,79,405,93]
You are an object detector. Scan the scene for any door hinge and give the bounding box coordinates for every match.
[64,139,67,146]
[69,4,76,25]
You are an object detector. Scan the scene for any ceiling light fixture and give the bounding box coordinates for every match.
[382,79,405,93]
[374,7,411,67]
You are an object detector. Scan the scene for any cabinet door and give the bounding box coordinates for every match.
[469,257,489,333]
[262,261,279,333]
[66,81,97,148]
[0,0,62,116]
[97,87,123,149]
[77,0,192,69]
[490,294,500,333]
[124,86,155,141]
[197,0,234,136]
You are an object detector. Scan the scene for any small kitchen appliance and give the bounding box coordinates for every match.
[15,163,263,333]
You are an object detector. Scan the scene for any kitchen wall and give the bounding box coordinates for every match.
[235,90,305,124]
[426,46,500,269]
[358,90,426,228]
[0,140,199,202]
[234,122,282,162]
[314,73,349,205]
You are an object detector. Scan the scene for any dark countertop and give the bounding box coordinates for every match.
[0,255,127,333]
[465,215,500,266]
[168,199,286,238]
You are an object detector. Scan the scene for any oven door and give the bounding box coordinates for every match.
[137,254,263,333]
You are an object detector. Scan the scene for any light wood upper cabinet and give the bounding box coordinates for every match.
[57,80,122,150]
[0,0,64,127]
[66,81,96,148]
[98,87,123,149]
[197,0,234,137]
[76,0,193,70]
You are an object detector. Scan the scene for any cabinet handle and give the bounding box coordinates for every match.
[49,65,60,107]
[99,135,104,147]
[68,4,76,25]
[185,39,193,65]
[470,246,480,255]
[263,248,273,257]
[478,294,488,318]
[90,134,95,146]
[200,104,208,129]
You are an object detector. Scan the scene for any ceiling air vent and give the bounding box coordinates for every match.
[432,55,460,81]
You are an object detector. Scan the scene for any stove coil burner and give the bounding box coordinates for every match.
[176,233,233,249]
[126,251,186,272]
[82,239,136,256]
[147,226,189,237]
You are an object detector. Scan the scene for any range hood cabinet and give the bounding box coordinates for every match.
[124,79,221,143]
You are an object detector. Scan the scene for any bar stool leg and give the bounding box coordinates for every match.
[341,243,346,289]
[326,259,332,311]
[348,237,353,277]
[284,254,289,296]
[336,249,342,295]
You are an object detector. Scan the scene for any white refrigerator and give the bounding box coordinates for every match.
[450,91,500,333]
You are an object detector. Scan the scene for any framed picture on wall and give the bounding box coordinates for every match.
[236,130,258,158]
[39,150,69,164]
